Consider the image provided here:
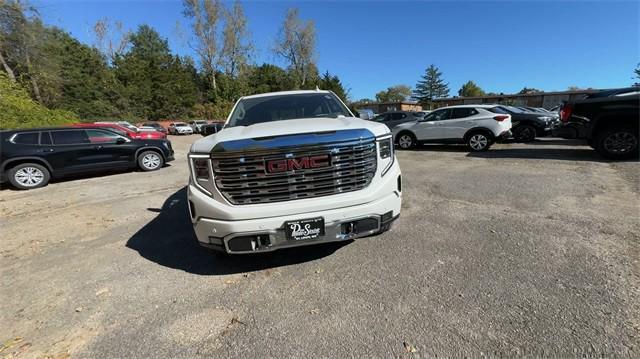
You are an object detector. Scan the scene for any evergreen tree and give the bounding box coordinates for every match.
[412,64,449,108]
[316,70,348,102]
[113,25,199,120]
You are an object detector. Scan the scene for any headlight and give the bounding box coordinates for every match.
[188,154,214,195]
[377,135,394,176]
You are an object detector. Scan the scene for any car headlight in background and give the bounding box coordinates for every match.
[188,153,214,195]
[377,135,394,176]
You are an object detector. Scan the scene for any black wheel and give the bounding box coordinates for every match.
[7,163,50,190]
[513,125,537,142]
[138,151,164,171]
[466,132,493,152]
[594,127,639,160]
[396,132,416,149]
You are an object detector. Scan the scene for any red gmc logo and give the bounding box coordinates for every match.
[265,154,331,173]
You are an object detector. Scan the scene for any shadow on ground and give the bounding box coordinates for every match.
[126,187,350,275]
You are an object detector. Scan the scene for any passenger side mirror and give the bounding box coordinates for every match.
[201,125,216,137]
[116,137,127,144]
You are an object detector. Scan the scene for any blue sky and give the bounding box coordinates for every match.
[36,0,639,100]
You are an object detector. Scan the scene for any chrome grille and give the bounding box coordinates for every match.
[211,139,377,205]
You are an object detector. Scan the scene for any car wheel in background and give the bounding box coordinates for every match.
[467,132,492,152]
[396,132,416,149]
[138,151,164,171]
[595,126,639,160]
[513,125,537,142]
[7,163,50,190]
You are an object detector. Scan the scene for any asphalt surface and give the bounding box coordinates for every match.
[1,136,639,358]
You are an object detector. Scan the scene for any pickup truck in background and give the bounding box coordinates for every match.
[554,87,639,160]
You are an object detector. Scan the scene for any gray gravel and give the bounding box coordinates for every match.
[1,136,638,358]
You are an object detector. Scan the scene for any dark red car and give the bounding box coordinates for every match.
[70,123,167,140]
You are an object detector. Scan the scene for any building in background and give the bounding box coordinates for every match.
[354,101,423,115]
[431,89,598,109]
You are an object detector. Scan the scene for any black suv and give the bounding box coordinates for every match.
[489,105,556,142]
[555,87,639,160]
[0,127,174,189]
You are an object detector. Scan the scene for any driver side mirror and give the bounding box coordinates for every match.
[201,125,217,137]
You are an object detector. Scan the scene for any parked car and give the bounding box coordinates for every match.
[357,108,376,120]
[0,127,174,189]
[142,122,168,134]
[554,87,639,160]
[95,121,138,132]
[188,90,401,254]
[200,122,223,136]
[71,123,166,139]
[188,120,209,133]
[488,105,555,142]
[168,122,194,135]
[372,111,422,129]
[392,105,512,151]
[411,111,430,119]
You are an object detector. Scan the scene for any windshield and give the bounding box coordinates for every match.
[227,93,351,127]
[495,106,524,114]
[176,123,188,127]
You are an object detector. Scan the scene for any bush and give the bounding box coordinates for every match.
[0,73,78,130]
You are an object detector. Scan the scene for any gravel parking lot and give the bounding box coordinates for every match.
[2,135,639,357]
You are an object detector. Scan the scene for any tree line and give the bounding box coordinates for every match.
[0,0,349,128]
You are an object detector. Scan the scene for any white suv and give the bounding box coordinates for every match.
[187,90,402,254]
[392,105,512,151]
[168,122,194,135]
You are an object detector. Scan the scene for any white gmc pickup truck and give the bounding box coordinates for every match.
[187,90,402,254]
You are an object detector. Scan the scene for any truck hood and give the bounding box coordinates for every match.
[190,117,390,153]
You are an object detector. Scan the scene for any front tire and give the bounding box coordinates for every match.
[8,163,50,190]
[138,151,164,171]
[396,132,416,149]
[466,132,492,152]
[594,127,639,160]
[513,124,537,142]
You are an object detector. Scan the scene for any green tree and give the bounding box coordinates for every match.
[375,85,412,102]
[0,71,77,129]
[634,63,640,86]
[114,25,199,119]
[0,1,63,105]
[412,64,449,108]
[47,28,127,120]
[518,87,542,94]
[245,63,293,94]
[458,80,485,97]
[316,70,348,102]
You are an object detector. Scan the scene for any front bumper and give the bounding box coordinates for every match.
[188,164,402,254]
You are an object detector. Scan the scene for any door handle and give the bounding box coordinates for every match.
[40,148,54,153]
[94,145,104,150]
